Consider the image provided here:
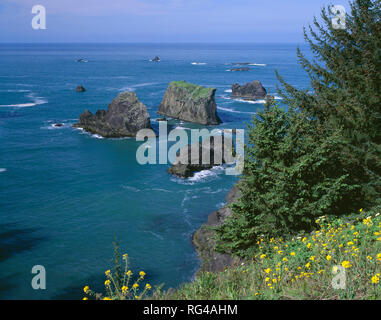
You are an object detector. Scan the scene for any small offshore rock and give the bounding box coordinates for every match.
[231,80,267,100]
[168,135,234,178]
[229,67,250,72]
[76,85,86,92]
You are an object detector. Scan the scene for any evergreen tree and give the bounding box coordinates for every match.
[216,105,360,257]
[276,0,381,202]
[216,0,381,257]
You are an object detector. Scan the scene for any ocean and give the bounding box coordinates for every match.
[0,43,310,299]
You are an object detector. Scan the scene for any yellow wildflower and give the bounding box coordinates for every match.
[146,284,152,290]
[341,261,352,269]
[105,270,111,276]
[139,271,146,278]
[371,275,379,284]
[83,286,89,293]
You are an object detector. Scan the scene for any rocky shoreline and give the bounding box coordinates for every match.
[192,183,242,273]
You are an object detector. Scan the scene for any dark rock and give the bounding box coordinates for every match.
[158,81,221,125]
[231,80,267,100]
[192,183,243,273]
[168,136,234,178]
[229,67,250,72]
[73,92,153,138]
[156,118,167,122]
[76,59,88,63]
[232,62,251,65]
[52,123,63,128]
[76,85,86,92]
[151,56,160,62]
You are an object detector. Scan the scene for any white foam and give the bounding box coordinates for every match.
[224,89,232,93]
[0,89,30,93]
[220,95,268,105]
[0,168,6,173]
[118,82,159,92]
[171,165,225,185]
[74,127,104,139]
[174,126,191,131]
[0,92,47,108]
[217,106,257,115]
[132,82,159,88]
[249,63,266,66]
[122,185,141,192]
[191,62,207,65]
[118,86,136,92]
[188,166,225,182]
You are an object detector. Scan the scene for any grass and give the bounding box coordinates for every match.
[169,81,214,100]
[154,208,381,300]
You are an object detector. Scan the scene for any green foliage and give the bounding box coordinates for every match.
[215,0,381,257]
[216,105,361,256]
[170,81,214,99]
[276,0,381,203]
[82,245,153,300]
[157,211,381,300]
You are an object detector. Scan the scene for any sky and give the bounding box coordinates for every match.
[0,0,351,43]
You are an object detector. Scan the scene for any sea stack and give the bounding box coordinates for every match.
[76,85,86,92]
[73,92,152,138]
[231,80,267,100]
[158,81,221,125]
[168,136,234,178]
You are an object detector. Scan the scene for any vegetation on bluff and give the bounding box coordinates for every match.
[169,81,214,100]
[157,209,381,300]
[86,0,380,300]
[216,0,381,258]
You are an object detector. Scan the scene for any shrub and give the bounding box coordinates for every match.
[159,208,381,300]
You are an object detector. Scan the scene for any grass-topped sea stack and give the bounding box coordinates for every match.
[158,81,222,125]
[74,92,152,138]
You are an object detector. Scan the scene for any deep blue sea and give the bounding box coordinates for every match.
[0,43,310,299]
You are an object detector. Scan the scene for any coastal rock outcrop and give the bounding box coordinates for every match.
[73,92,152,138]
[158,81,222,125]
[151,56,160,62]
[229,67,249,72]
[192,183,242,273]
[76,85,86,92]
[231,80,267,100]
[168,136,234,178]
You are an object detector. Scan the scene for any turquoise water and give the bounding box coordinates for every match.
[0,43,309,299]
